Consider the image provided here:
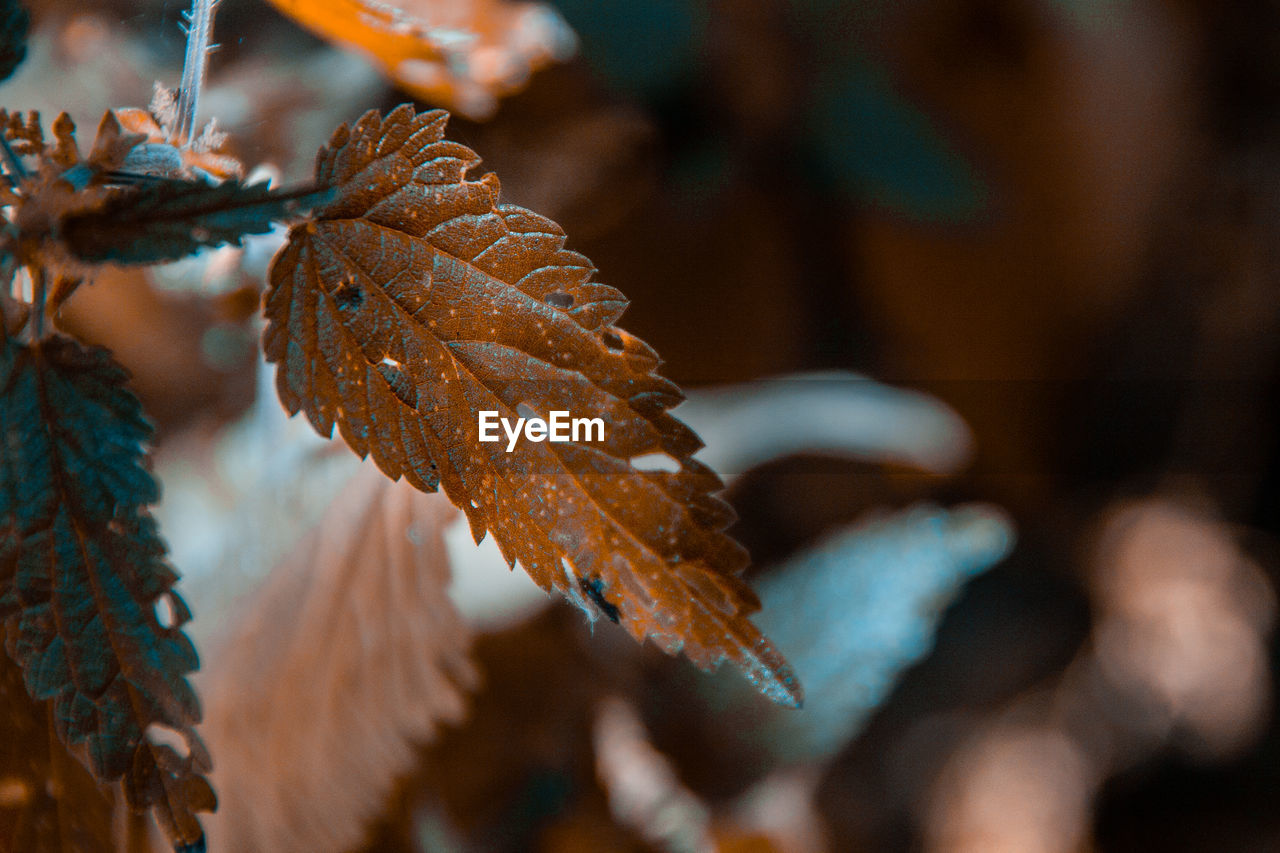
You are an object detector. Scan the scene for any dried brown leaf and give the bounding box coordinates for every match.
[264,105,802,707]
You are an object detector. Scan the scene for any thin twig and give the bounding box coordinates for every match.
[175,0,220,146]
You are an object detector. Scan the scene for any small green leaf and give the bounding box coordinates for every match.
[0,335,213,847]
[61,178,333,265]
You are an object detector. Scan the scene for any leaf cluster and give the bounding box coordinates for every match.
[1,53,800,853]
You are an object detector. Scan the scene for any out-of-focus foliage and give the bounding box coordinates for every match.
[552,0,704,97]
[676,373,974,480]
[747,503,1015,764]
[550,0,986,223]
[0,0,28,83]
[199,464,476,853]
[806,60,987,222]
[0,652,114,852]
[261,0,577,119]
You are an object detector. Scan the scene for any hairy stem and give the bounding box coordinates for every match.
[175,0,219,145]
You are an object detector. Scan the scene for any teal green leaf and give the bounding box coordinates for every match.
[0,334,214,848]
[809,61,987,223]
[0,0,28,83]
[61,178,333,265]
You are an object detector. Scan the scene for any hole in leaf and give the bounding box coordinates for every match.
[601,330,624,351]
[145,724,189,759]
[516,402,538,421]
[629,452,681,473]
[377,359,418,407]
[579,576,620,624]
[545,292,574,309]
[333,282,363,311]
[15,266,32,302]
[155,595,176,629]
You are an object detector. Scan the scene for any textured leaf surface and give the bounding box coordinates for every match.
[0,653,114,853]
[264,105,802,706]
[61,178,333,265]
[0,335,214,847]
[200,462,475,852]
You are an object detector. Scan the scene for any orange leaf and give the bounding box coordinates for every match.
[262,0,576,119]
[263,105,803,707]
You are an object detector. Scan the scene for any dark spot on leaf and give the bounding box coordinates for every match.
[580,576,620,623]
[601,330,624,351]
[333,282,363,311]
[545,291,574,309]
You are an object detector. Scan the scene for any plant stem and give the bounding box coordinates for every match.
[175,0,219,146]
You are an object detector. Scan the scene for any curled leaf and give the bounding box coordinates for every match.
[264,105,802,707]
[0,335,213,847]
